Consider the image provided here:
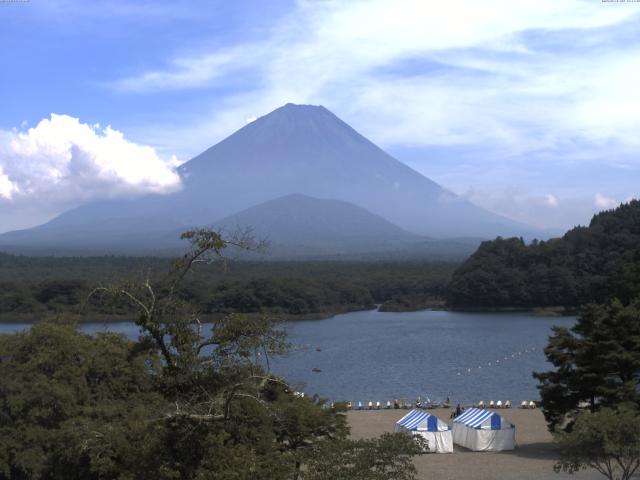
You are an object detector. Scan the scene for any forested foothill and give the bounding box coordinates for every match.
[447,200,640,310]
[0,253,456,322]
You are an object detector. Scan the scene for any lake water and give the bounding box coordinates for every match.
[0,309,573,406]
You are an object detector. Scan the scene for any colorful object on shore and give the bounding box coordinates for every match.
[395,409,453,453]
[478,400,511,409]
[452,408,515,451]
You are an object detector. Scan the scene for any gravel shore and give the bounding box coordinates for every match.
[347,408,602,480]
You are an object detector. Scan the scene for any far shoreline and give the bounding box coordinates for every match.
[0,304,577,324]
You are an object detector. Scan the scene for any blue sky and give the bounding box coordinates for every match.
[1,0,639,233]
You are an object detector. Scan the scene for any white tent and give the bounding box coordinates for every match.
[452,408,515,451]
[394,409,453,453]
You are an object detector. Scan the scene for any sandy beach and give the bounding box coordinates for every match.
[347,408,603,480]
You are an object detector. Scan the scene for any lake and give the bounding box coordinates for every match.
[0,309,573,406]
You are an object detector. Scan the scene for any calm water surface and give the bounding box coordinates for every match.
[272,309,574,405]
[0,309,573,405]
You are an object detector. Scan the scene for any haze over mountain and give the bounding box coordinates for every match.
[0,103,543,256]
[211,194,419,257]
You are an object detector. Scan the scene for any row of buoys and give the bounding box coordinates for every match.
[455,347,538,376]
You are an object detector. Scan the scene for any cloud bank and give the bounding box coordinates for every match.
[0,114,181,232]
[115,0,640,152]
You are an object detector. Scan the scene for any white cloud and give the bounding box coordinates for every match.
[0,114,181,230]
[594,192,618,210]
[0,166,17,199]
[457,186,623,231]
[114,0,640,157]
[112,50,244,92]
[545,194,559,208]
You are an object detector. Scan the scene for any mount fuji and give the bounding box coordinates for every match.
[0,103,541,256]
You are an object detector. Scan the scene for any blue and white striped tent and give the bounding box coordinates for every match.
[395,410,453,453]
[452,408,515,451]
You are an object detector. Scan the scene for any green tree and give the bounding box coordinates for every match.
[0,319,166,480]
[0,229,422,479]
[555,407,640,480]
[534,298,640,430]
[301,432,424,480]
[447,200,640,309]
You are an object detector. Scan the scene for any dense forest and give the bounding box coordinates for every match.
[0,254,456,321]
[0,230,422,479]
[447,200,640,309]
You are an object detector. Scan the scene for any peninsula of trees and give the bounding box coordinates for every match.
[447,200,640,310]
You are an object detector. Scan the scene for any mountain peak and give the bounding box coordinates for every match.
[182,102,367,176]
[254,102,336,126]
[282,102,323,109]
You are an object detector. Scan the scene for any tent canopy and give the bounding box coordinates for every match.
[396,409,451,432]
[454,408,513,430]
[395,409,454,453]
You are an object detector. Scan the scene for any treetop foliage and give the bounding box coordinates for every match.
[534,297,640,431]
[555,406,640,480]
[0,229,421,480]
[448,200,640,308]
[0,254,455,321]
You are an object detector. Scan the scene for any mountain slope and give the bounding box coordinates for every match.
[0,103,541,254]
[210,193,420,256]
[178,103,534,238]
